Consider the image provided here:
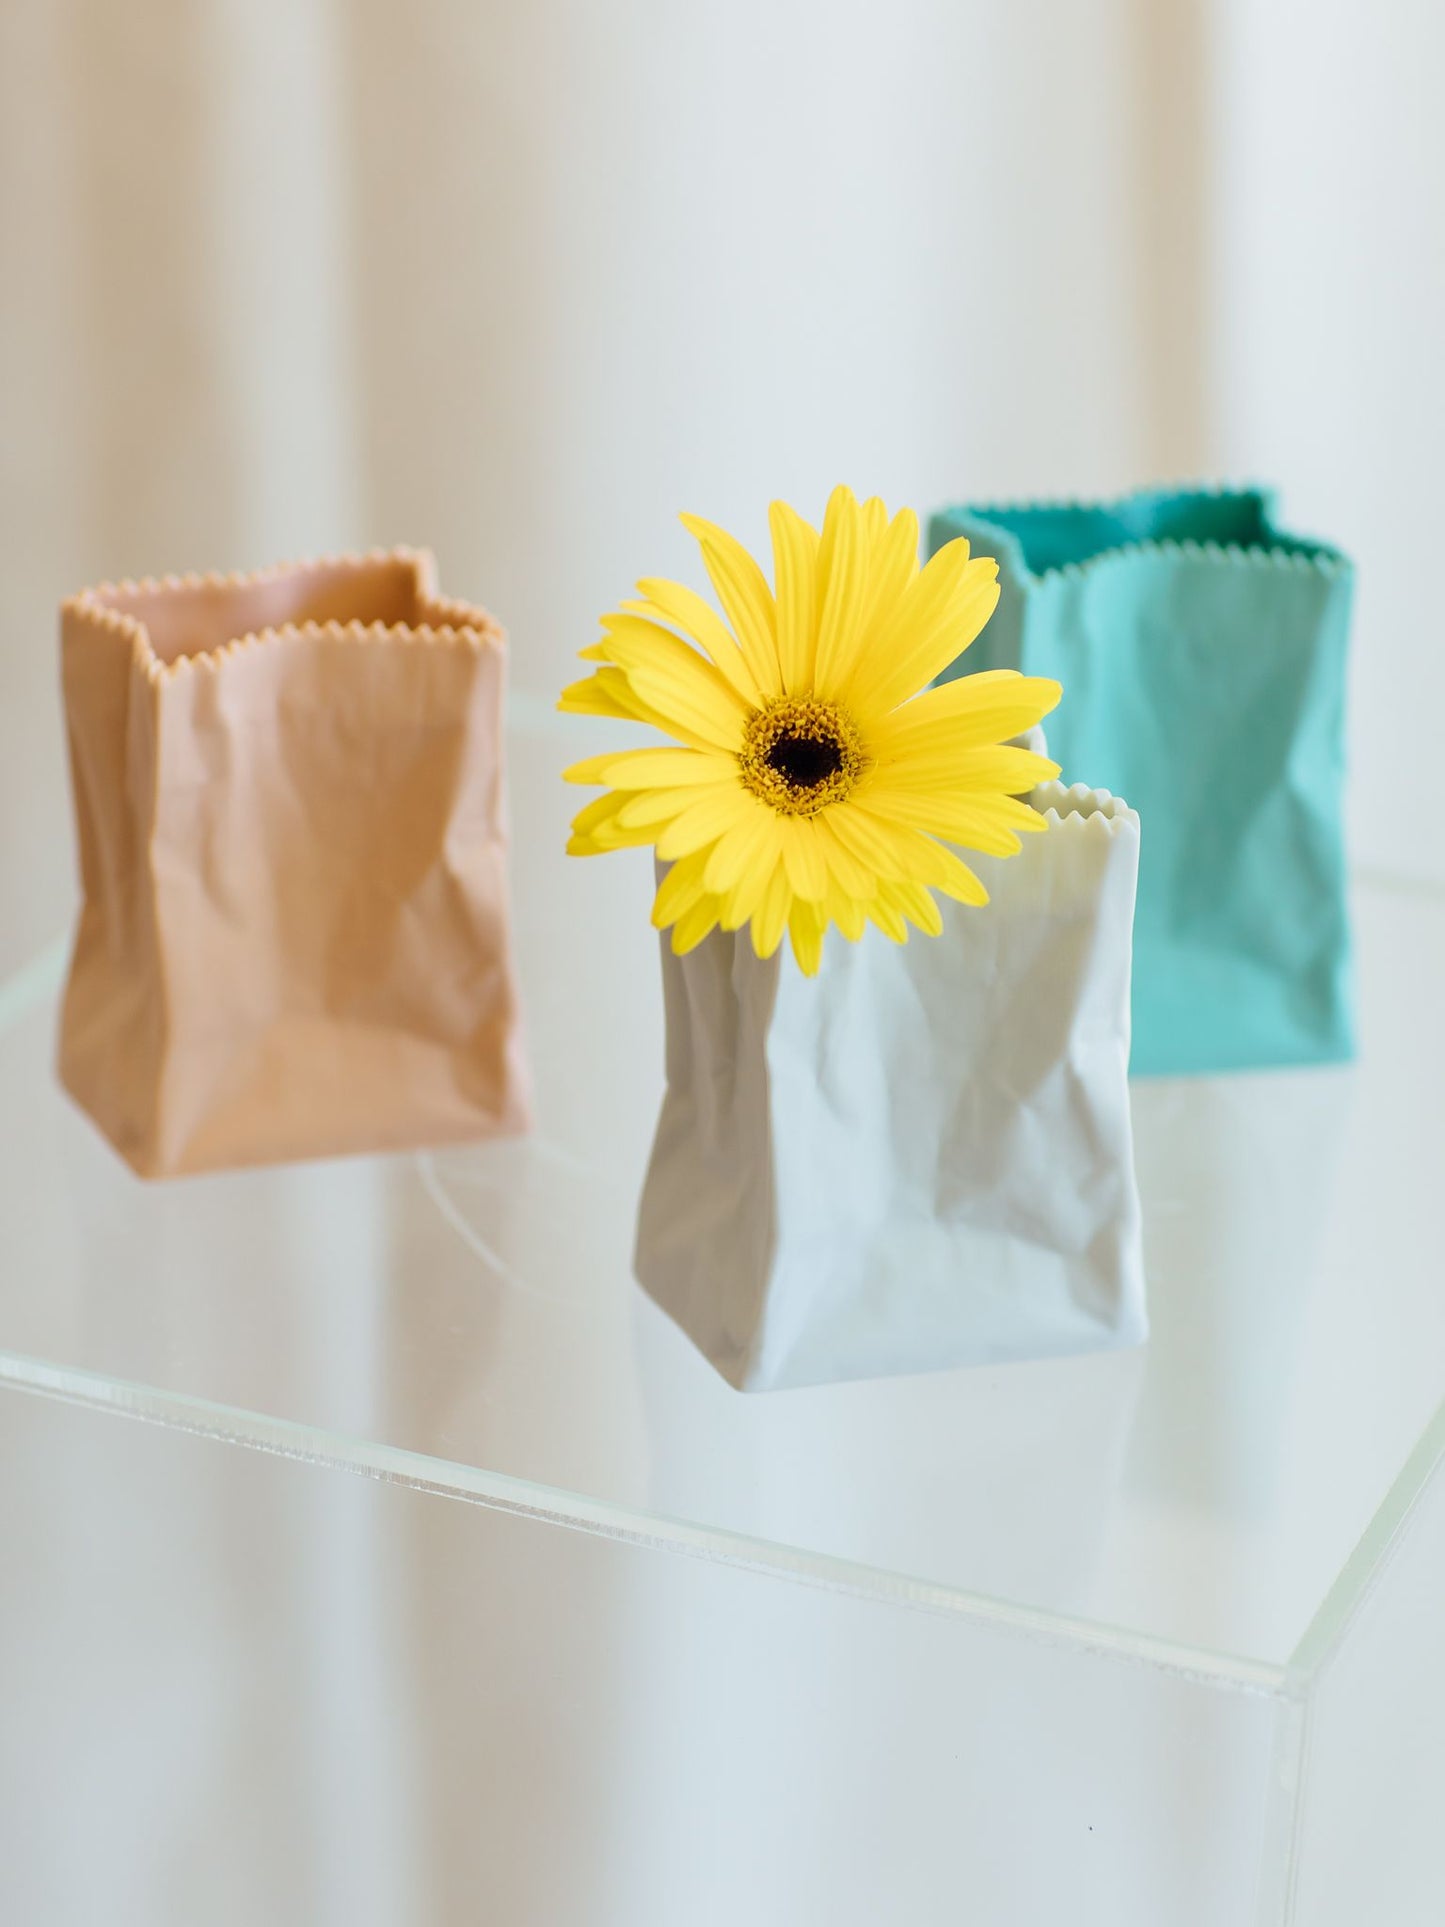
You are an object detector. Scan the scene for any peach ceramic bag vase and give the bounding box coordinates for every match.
[58,548,531,1177]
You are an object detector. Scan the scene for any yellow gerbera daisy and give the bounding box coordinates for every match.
[561,486,1063,975]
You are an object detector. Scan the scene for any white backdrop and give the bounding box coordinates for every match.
[6,0,1443,973]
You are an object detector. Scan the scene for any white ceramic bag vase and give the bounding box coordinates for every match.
[634,781,1146,1391]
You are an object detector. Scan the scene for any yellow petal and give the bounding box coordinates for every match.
[787,900,826,976]
[719,849,782,929]
[562,753,618,786]
[812,486,872,701]
[596,612,737,688]
[857,505,920,643]
[557,670,642,720]
[569,793,630,839]
[860,494,888,556]
[750,862,793,958]
[867,895,909,943]
[814,812,878,899]
[824,884,868,942]
[870,745,1060,796]
[566,791,657,855]
[858,770,1046,823]
[879,878,943,937]
[703,801,781,896]
[652,854,712,928]
[587,615,750,750]
[894,832,990,906]
[616,590,763,708]
[619,664,748,752]
[776,816,829,901]
[821,802,915,879]
[559,667,717,750]
[872,671,1062,752]
[583,822,658,853]
[563,747,739,790]
[875,574,1000,715]
[816,504,921,704]
[768,500,820,694]
[846,538,1000,718]
[820,803,990,907]
[654,786,754,860]
[619,783,745,830]
[671,895,724,954]
[679,512,781,694]
[856,791,1027,857]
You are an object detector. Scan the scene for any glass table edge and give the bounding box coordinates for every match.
[1284,1383,1445,1684]
[0,1342,1293,1698]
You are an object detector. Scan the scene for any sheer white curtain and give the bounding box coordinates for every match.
[4,0,1442,924]
[0,0,1196,968]
[1208,0,1445,887]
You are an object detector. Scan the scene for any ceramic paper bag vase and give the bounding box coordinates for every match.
[635,781,1146,1392]
[927,487,1354,1076]
[58,549,531,1176]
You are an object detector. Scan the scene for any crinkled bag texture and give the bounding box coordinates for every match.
[927,486,1354,1077]
[58,549,531,1177]
[635,782,1146,1392]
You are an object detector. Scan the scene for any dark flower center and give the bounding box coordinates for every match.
[738,696,865,816]
[765,730,845,791]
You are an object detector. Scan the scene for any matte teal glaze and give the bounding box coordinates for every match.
[927,487,1355,1076]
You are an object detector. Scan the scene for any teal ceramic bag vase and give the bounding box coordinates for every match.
[927,487,1354,1076]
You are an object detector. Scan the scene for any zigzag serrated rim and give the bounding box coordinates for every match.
[61,546,504,681]
[1029,778,1138,831]
[930,482,1351,582]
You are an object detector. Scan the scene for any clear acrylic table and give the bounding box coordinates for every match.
[1,707,1442,1924]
